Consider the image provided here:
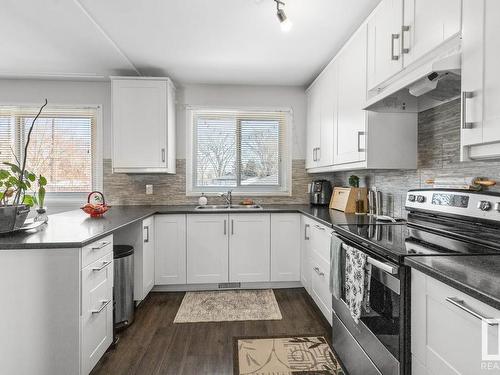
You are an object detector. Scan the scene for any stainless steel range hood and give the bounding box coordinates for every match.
[365,52,461,113]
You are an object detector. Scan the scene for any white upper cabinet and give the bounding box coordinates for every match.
[336,26,368,165]
[307,22,418,173]
[461,0,500,160]
[306,61,337,169]
[367,0,404,91]
[229,213,270,283]
[187,214,229,284]
[111,77,176,174]
[155,214,186,285]
[367,0,462,91]
[402,0,462,67]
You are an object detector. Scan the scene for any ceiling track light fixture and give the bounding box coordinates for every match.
[274,0,292,32]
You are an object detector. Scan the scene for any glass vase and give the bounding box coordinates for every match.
[34,207,48,224]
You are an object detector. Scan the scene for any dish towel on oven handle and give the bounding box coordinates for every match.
[329,233,343,299]
[344,245,372,323]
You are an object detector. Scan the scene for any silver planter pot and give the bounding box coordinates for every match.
[0,205,30,234]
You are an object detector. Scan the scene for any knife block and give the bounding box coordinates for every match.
[330,187,368,213]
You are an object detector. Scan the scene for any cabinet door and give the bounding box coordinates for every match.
[271,214,301,282]
[462,0,500,157]
[229,213,270,282]
[306,83,321,169]
[142,216,155,296]
[112,79,167,169]
[367,0,404,91]
[317,61,337,168]
[310,250,332,325]
[300,216,314,293]
[412,270,500,374]
[81,253,113,375]
[155,214,186,285]
[187,214,229,284]
[336,26,367,165]
[402,0,461,67]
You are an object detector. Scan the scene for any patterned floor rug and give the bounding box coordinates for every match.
[173,289,282,323]
[235,336,345,375]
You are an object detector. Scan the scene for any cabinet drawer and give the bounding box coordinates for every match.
[82,235,113,268]
[311,249,332,325]
[81,253,114,375]
[310,222,332,263]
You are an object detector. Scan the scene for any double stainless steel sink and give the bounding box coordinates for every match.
[194,204,263,211]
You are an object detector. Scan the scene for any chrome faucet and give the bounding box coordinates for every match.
[220,190,232,206]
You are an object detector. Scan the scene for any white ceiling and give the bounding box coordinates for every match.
[1,0,380,86]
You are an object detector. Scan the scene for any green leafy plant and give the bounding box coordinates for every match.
[0,99,48,208]
[348,175,360,188]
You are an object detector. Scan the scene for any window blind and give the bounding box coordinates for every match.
[0,106,97,193]
[191,109,290,193]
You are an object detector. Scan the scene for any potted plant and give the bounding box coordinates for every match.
[0,99,48,233]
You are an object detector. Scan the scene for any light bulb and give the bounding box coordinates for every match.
[280,18,293,32]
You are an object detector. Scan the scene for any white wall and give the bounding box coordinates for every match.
[0,79,307,160]
[175,83,307,159]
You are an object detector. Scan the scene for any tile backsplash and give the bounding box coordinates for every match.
[103,159,313,205]
[104,99,500,213]
[327,99,500,218]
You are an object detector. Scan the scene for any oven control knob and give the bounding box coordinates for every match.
[408,194,416,202]
[477,200,492,211]
[417,195,426,203]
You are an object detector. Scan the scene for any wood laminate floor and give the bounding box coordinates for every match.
[91,288,332,375]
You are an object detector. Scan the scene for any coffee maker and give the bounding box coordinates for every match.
[309,180,333,206]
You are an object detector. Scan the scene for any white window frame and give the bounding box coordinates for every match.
[0,103,103,207]
[186,106,293,196]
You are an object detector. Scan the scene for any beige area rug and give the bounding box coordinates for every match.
[173,289,282,323]
[235,336,345,375]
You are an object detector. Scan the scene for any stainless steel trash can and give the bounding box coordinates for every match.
[114,245,134,328]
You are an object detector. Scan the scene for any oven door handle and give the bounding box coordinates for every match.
[367,256,398,275]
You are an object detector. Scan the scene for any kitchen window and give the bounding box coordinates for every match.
[187,108,292,195]
[0,105,102,203]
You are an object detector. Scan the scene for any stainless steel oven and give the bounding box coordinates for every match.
[331,231,409,375]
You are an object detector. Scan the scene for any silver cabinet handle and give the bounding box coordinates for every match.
[314,224,326,231]
[391,34,400,61]
[92,260,112,272]
[304,224,310,240]
[446,297,498,325]
[144,226,149,243]
[461,91,474,129]
[316,147,321,161]
[161,148,166,162]
[224,219,227,235]
[313,148,317,161]
[91,241,110,250]
[357,131,366,152]
[313,266,325,276]
[401,25,410,54]
[91,299,111,314]
[231,219,234,235]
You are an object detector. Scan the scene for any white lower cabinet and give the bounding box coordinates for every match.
[155,214,186,285]
[229,213,271,282]
[412,269,500,374]
[300,216,315,293]
[187,214,229,284]
[81,251,114,375]
[271,213,301,282]
[134,216,155,301]
[309,222,333,325]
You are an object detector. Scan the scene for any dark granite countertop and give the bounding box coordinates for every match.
[405,255,500,310]
[0,204,359,249]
